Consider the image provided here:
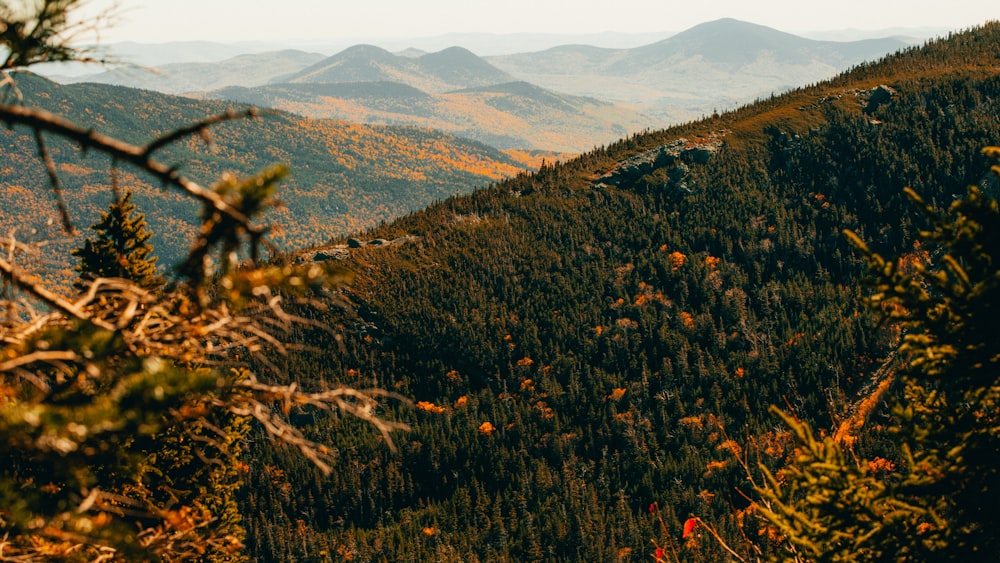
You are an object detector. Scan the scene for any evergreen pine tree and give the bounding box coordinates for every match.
[72,190,165,288]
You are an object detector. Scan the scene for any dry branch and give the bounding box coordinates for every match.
[0,102,260,235]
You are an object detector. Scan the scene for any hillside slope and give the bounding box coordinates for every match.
[236,22,1000,561]
[0,73,526,274]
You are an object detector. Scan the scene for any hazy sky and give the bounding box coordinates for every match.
[77,0,994,44]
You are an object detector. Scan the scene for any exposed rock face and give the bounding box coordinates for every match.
[308,248,350,261]
[864,84,896,113]
[687,144,718,164]
[596,131,727,189]
[300,235,422,262]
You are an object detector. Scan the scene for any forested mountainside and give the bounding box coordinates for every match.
[0,73,525,278]
[237,23,1000,560]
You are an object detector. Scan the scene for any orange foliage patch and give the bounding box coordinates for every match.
[416,401,446,414]
[679,311,696,330]
[867,456,896,474]
[668,251,687,270]
[716,439,743,458]
[678,415,705,430]
[705,460,728,474]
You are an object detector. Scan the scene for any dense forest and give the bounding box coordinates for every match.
[234,23,1000,561]
[2,4,999,560]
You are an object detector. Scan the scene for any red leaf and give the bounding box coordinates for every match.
[682,517,698,538]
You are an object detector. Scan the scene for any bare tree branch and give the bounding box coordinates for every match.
[0,254,115,330]
[32,128,76,233]
[144,107,259,155]
[0,102,261,236]
[0,349,78,372]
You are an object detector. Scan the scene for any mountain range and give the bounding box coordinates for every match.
[488,18,909,121]
[282,45,513,92]
[65,49,326,93]
[55,19,910,152]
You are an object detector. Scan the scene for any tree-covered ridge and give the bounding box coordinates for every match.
[0,72,527,274]
[235,22,1000,560]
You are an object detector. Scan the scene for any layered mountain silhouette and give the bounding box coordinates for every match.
[64,49,326,94]
[54,19,908,153]
[488,18,908,121]
[283,45,514,93]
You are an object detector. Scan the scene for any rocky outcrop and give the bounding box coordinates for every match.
[596,131,727,190]
[309,248,350,261]
[864,84,896,113]
[300,235,421,262]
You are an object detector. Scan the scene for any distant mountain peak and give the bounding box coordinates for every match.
[423,46,479,58]
[282,43,512,93]
[339,44,395,56]
[654,17,807,53]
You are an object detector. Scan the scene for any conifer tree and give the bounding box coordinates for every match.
[72,190,165,288]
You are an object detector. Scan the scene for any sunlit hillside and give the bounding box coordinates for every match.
[0,73,528,276]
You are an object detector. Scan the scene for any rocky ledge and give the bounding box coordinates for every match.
[299,235,422,262]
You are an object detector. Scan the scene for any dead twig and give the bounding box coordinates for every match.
[33,127,75,233]
[144,107,258,155]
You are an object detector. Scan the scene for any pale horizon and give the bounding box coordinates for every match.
[76,0,993,45]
